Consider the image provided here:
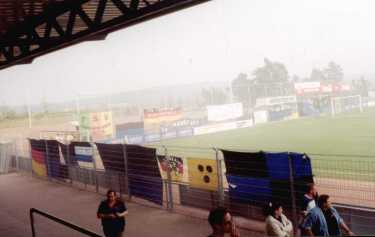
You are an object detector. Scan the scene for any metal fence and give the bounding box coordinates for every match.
[12,141,375,236]
[0,142,13,174]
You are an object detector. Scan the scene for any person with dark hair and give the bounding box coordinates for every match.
[264,202,293,237]
[301,194,354,236]
[302,183,319,215]
[97,190,128,237]
[207,207,240,237]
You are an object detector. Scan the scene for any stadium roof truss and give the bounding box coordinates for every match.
[0,0,209,70]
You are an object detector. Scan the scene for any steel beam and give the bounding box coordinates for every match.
[0,0,211,70]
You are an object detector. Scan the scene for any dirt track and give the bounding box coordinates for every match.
[316,177,375,208]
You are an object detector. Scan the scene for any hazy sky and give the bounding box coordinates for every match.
[1,0,375,106]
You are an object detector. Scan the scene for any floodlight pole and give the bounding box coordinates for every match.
[26,90,32,128]
[27,103,32,129]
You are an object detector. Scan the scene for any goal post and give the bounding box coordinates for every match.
[331,95,363,116]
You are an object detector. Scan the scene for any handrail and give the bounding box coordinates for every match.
[30,208,102,237]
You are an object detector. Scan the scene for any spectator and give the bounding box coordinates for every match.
[264,202,294,237]
[97,190,128,237]
[208,207,240,237]
[302,183,318,215]
[301,194,355,236]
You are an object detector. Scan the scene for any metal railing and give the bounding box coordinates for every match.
[30,208,102,237]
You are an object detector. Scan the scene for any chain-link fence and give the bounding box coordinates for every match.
[11,140,375,236]
[0,141,13,174]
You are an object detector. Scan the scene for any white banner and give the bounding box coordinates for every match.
[193,120,253,136]
[74,146,93,156]
[256,96,297,108]
[207,103,243,122]
[194,123,237,135]
[254,110,268,124]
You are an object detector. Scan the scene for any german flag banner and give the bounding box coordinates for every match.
[30,139,47,177]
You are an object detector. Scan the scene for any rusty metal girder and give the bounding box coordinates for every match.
[0,0,210,70]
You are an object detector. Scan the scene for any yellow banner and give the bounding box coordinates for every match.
[32,160,47,177]
[188,158,218,191]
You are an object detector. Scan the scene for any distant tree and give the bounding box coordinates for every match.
[323,61,344,81]
[309,68,326,81]
[252,58,289,84]
[291,74,301,83]
[0,106,16,120]
[231,73,251,105]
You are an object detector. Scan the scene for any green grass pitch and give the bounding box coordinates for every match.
[155,108,375,181]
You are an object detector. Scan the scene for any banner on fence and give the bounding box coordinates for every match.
[187,158,218,191]
[79,111,113,141]
[207,103,243,122]
[157,155,186,182]
[126,145,163,205]
[116,122,144,139]
[144,133,161,143]
[32,150,47,177]
[161,130,177,139]
[193,122,237,136]
[177,128,194,137]
[295,82,352,95]
[74,145,94,169]
[294,82,321,95]
[126,135,144,144]
[171,119,201,128]
[30,139,47,177]
[144,107,182,133]
[255,96,297,108]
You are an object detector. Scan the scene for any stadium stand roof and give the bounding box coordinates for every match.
[0,0,210,70]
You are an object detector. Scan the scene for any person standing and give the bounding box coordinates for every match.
[264,202,294,237]
[302,183,319,215]
[207,207,240,237]
[97,190,128,237]
[301,194,355,236]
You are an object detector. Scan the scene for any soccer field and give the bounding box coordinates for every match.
[155,108,375,181]
[160,108,375,156]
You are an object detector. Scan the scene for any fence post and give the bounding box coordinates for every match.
[118,171,122,197]
[28,139,34,177]
[164,146,174,211]
[90,143,99,193]
[122,143,131,201]
[67,143,73,185]
[288,152,298,235]
[14,139,19,171]
[44,140,51,181]
[214,147,225,206]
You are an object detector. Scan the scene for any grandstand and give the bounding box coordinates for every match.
[1,0,375,236]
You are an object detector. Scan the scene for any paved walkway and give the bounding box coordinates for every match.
[0,173,261,237]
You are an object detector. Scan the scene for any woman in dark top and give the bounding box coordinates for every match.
[97,190,128,237]
[323,208,340,236]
